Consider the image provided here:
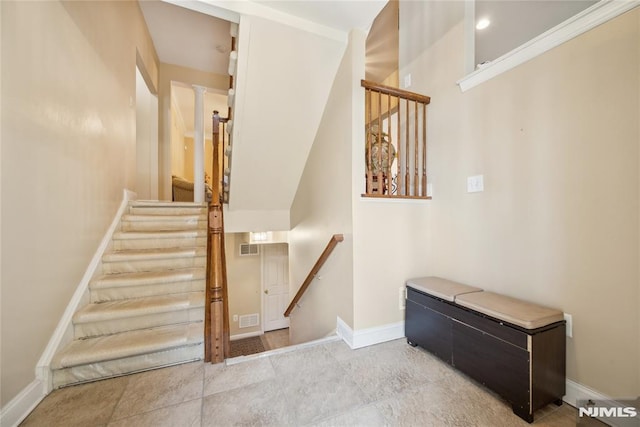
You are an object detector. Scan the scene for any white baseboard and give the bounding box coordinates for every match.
[230,331,263,341]
[336,316,405,349]
[0,380,45,427]
[35,189,136,391]
[564,379,639,427]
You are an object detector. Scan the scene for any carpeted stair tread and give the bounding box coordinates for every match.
[103,247,207,262]
[131,201,207,208]
[113,230,207,240]
[128,202,208,216]
[73,292,204,324]
[91,268,205,289]
[51,322,203,369]
[121,214,207,221]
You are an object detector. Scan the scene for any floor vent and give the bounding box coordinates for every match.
[239,243,259,256]
[239,313,260,328]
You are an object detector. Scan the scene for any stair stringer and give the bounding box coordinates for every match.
[35,189,137,395]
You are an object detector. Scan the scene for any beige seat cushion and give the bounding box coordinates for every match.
[406,277,483,302]
[455,291,564,330]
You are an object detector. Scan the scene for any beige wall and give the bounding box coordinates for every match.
[170,105,186,179]
[225,233,262,337]
[0,0,158,405]
[158,63,227,200]
[287,31,363,344]
[391,3,639,398]
[181,136,214,186]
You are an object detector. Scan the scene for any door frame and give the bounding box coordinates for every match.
[261,243,290,333]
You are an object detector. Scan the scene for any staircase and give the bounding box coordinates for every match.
[51,201,208,388]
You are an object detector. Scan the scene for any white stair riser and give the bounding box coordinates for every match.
[121,219,206,232]
[90,279,205,302]
[102,256,205,274]
[53,344,204,388]
[113,236,206,250]
[129,207,207,216]
[74,308,204,339]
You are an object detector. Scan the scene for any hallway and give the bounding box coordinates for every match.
[21,338,588,426]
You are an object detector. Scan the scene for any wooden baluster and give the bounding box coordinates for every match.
[386,93,392,195]
[413,101,420,196]
[405,99,410,195]
[220,214,230,358]
[359,79,431,199]
[377,90,383,194]
[396,96,402,196]
[422,103,427,197]
[366,89,373,195]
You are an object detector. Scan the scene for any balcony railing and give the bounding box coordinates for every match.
[362,80,431,199]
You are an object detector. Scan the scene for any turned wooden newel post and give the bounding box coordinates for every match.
[205,110,229,363]
[208,205,225,363]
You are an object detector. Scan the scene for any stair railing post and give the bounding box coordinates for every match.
[205,110,228,363]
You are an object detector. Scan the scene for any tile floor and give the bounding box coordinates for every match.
[22,338,590,427]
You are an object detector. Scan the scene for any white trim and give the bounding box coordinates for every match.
[458,0,640,92]
[163,0,347,43]
[34,189,136,392]
[564,379,640,427]
[336,316,405,349]
[0,379,45,427]
[230,331,263,341]
[360,196,431,205]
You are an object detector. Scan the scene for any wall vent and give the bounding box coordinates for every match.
[239,313,260,329]
[239,243,259,257]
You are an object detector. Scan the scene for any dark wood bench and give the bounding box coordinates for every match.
[405,277,566,423]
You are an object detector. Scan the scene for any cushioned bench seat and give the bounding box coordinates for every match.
[406,277,482,302]
[404,277,566,423]
[455,291,564,330]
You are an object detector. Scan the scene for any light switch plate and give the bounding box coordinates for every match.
[467,175,484,193]
[404,74,412,88]
[564,313,573,337]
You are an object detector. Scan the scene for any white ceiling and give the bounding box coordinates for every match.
[139,0,231,75]
[475,0,598,65]
[253,0,387,32]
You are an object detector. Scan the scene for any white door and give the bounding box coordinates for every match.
[262,244,290,331]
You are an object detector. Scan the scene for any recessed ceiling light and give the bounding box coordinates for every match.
[476,18,491,30]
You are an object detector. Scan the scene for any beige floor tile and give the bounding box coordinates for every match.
[203,357,276,396]
[321,340,374,362]
[280,365,369,425]
[311,403,387,427]
[20,337,592,427]
[107,399,201,427]
[201,377,294,426]
[338,343,433,401]
[20,376,129,427]
[268,344,336,376]
[110,362,203,421]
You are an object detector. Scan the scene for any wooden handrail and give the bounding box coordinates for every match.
[283,234,344,317]
[361,80,431,105]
